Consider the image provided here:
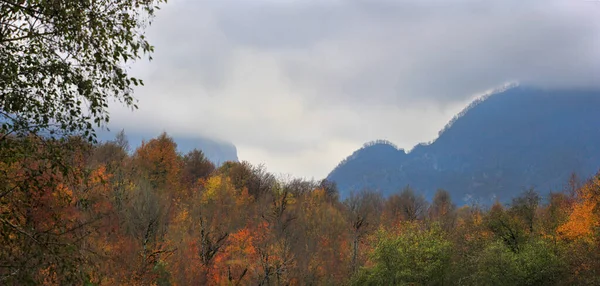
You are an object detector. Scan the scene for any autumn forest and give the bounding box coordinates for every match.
[0,131,599,285]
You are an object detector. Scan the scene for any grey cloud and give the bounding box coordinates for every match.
[147,0,600,103]
[182,0,596,104]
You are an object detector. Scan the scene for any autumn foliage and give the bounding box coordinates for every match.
[1,132,600,285]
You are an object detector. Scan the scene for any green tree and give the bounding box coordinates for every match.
[469,238,565,285]
[0,0,166,141]
[352,223,452,286]
[486,202,526,253]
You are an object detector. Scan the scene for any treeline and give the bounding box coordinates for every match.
[1,131,600,285]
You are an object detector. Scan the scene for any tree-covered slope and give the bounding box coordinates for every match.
[327,86,600,203]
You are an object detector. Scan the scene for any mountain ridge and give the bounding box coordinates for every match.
[327,86,600,203]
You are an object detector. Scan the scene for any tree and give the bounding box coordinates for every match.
[283,177,316,197]
[218,161,276,199]
[539,192,570,246]
[486,202,526,253]
[469,238,565,285]
[1,3,166,280]
[510,189,540,234]
[120,178,172,283]
[450,204,493,283]
[295,187,349,284]
[555,175,600,284]
[557,176,600,243]
[90,130,129,170]
[318,179,339,202]
[384,186,427,223]
[352,223,452,286]
[166,174,252,285]
[254,188,299,285]
[345,190,382,273]
[0,0,165,141]
[0,139,117,284]
[429,189,456,231]
[181,149,215,187]
[133,132,181,191]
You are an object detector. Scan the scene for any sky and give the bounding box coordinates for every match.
[109,0,600,180]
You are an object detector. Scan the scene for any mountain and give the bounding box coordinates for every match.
[99,131,238,165]
[327,86,600,204]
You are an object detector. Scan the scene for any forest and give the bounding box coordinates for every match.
[1,131,600,285]
[1,0,600,285]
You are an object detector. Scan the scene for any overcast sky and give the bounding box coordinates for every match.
[109,0,600,179]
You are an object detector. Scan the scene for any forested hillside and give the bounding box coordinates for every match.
[2,132,600,284]
[328,87,600,203]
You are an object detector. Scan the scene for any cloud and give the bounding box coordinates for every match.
[109,0,600,178]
